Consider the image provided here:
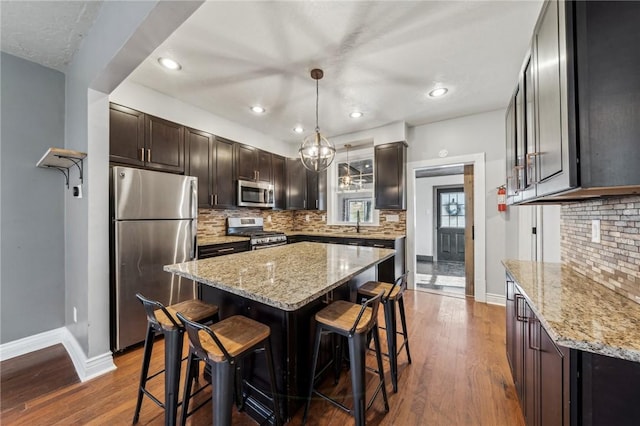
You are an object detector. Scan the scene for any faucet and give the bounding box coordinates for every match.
[356,210,360,233]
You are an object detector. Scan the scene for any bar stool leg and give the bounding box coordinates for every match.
[372,326,389,412]
[213,361,235,426]
[399,297,412,364]
[347,333,367,426]
[384,300,399,393]
[179,351,198,426]
[264,337,282,426]
[133,324,156,424]
[164,328,184,426]
[303,325,324,425]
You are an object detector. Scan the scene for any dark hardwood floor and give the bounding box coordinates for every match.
[0,291,524,425]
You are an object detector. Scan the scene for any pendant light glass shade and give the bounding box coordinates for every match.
[340,144,354,189]
[299,69,335,172]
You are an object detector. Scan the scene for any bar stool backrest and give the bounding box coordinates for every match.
[349,290,384,336]
[176,311,234,364]
[384,273,408,301]
[135,293,181,330]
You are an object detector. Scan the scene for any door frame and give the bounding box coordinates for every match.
[407,153,486,302]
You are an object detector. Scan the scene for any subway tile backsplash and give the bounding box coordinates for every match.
[561,196,640,304]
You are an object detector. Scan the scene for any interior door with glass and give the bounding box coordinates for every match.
[436,187,466,262]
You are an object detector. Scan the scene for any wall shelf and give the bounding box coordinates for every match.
[37,147,87,188]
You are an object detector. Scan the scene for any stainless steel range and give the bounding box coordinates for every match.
[226,217,287,250]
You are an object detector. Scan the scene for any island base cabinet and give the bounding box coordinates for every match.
[199,281,351,423]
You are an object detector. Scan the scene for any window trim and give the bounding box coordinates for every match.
[327,146,379,226]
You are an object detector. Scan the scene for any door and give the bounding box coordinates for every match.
[113,220,196,350]
[185,127,213,208]
[212,137,235,208]
[145,114,184,173]
[235,143,258,181]
[286,158,307,209]
[109,104,145,167]
[436,187,465,262]
[272,154,286,210]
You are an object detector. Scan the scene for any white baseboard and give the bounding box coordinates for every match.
[0,327,67,361]
[485,292,506,306]
[0,327,116,382]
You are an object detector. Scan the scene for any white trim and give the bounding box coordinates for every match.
[0,327,116,382]
[61,328,116,382]
[406,153,487,302]
[485,293,506,306]
[0,327,67,361]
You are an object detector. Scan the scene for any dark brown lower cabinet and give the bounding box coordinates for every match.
[506,274,640,426]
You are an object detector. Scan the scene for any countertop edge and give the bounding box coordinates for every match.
[502,260,640,363]
[165,249,395,311]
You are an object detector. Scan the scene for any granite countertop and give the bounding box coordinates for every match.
[165,242,395,311]
[503,259,640,362]
[286,231,406,240]
[197,235,250,246]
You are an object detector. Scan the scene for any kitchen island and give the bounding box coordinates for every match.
[164,242,395,422]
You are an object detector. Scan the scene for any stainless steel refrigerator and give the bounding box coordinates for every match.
[110,166,198,351]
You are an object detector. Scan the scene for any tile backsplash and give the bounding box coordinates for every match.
[561,196,640,304]
[197,208,406,238]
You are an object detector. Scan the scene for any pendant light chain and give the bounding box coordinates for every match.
[315,78,320,132]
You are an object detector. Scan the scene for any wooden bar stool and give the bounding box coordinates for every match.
[177,312,282,426]
[133,294,219,426]
[357,273,412,393]
[303,291,389,426]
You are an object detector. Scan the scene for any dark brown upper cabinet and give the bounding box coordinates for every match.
[306,169,327,211]
[286,158,307,210]
[109,104,145,168]
[212,137,235,208]
[109,103,184,173]
[506,0,640,204]
[185,129,235,209]
[272,154,286,210]
[185,127,213,208]
[374,141,407,210]
[235,143,272,183]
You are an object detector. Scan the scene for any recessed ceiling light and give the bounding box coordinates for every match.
[293,126,304,133]
[349,111,363,119]
[428,87,448,98]
[158,57,181,70]
[250,105,266,114]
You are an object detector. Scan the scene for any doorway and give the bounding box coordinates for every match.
[412,163,475,298]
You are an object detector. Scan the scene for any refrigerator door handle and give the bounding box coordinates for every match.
[190,179,198,260]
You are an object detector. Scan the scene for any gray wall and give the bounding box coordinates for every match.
[1,53,65,343]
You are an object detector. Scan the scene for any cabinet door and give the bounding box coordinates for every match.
[109,104,145,167]
[212,137,235,208]
[185,128,213,208]
[534,0,574,196]
[523,303,537,426]
[235,143,258,181]
[286,158,307,210]
[272,155,286,210]
[257,149,272,183]
[539,324,565,426]
[521,56,537,200]
[306,170,319,210]
[145,115,184,173]
[506,279,517,374]
[375,142,407,210]
[513,291,526,402]
[505,96,520,204]
[317,168,327,211]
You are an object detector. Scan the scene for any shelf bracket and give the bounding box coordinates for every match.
[46,166,71,188]
[56,154,84,185]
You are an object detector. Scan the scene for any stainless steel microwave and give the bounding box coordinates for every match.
[237,180,274,208]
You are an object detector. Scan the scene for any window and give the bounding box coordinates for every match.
[328,146,378,225]
[439,190,465,228]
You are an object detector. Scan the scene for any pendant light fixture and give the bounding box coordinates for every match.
[340,144,354,190]
[299,69,336,172]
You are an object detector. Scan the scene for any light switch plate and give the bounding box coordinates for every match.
[591,219,601,243]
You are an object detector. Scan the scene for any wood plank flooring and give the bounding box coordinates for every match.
[0,291,524,425]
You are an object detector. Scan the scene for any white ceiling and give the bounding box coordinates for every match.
[0,1,543,145]
[0,1,102,71]
[127,1,543,144]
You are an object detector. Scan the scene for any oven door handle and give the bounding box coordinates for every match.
[252,241,287,250]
